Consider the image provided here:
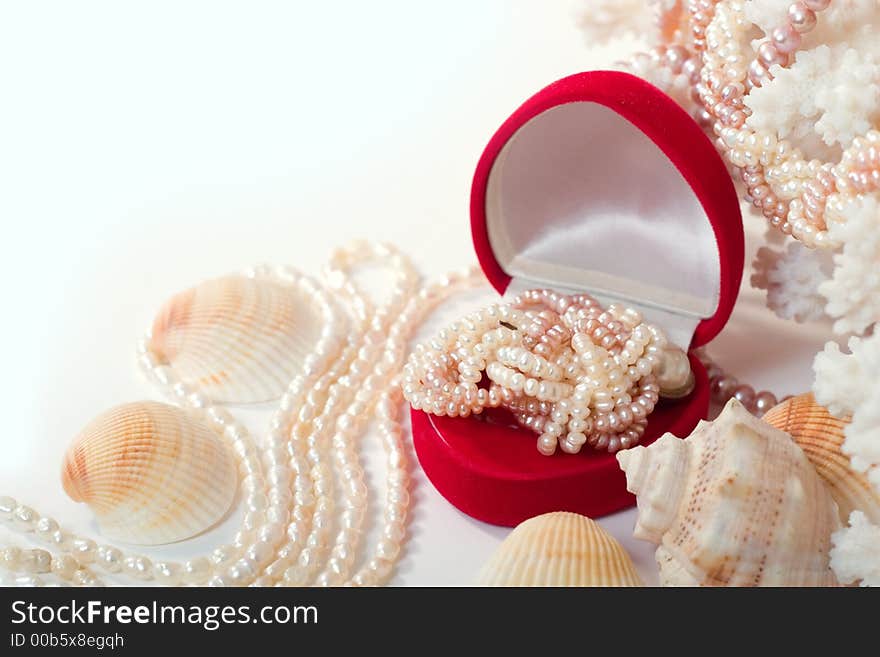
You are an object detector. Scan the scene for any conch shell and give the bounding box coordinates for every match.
[62,402,237,545]
[617,398,840,586]
[763,393,880,524]
[148,274,322,403]
[475,512,643,586]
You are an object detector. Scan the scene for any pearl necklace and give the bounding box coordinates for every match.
[403,289,693,455]
[0,242,485,587]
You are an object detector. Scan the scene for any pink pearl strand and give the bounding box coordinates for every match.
[694,347,784,416]
[748,0,831,90]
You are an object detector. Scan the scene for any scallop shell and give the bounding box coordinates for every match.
[148,275,323,403]
[617,398,840,586]
[763,393,880,524]
[475,512,643,586]
[61,402,237,545]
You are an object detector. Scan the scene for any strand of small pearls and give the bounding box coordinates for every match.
[274,242,420,587]
[403,289,685,455]
[346,268,486,585]
[694,347,783,415]
[688,0,722,52]
[748,0,831,89]
[0,243,485,587]
[700,0,880,247]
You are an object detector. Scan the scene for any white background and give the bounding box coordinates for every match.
[0,1,834,585]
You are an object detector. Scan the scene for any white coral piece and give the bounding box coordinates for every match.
[751,242,832,322]
[812,337,872,418]
[845,389,880,489]
[820,194,880,335]
[577,0,688,46]
[814,336,880,586]
[620,52,697,112]
[746,45,880,160]
[743,0,880,160]
[576,0,657,45]
[813,333,880,485]
[831,512,880,586]
[744,0,794,33]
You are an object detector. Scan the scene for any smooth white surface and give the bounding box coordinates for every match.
[0,1,834,586]
[488,102,719,323]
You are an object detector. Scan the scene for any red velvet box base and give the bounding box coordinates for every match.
[412,353,709,527]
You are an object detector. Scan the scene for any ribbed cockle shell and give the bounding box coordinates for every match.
[62,401,237,545]
[763,393,880,524]
[476,512,643,586]
[148,275,322,403]
[617,398,840,586]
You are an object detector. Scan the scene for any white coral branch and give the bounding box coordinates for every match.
[830,511,880,586]
[751,242,832,323]
[576,0,659,46]
[812,337,871,418]
[820,194,880,336]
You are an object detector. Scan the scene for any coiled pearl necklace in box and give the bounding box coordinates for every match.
[0,242,483,587]
[403,288,694,455]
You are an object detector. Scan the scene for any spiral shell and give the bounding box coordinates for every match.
[763,393,880,524]
[476,512,643,586]
[61,402,237,545]
[148,274,323,403]
[617,398,840,586]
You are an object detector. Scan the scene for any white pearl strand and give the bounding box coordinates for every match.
[0,503,104,587]
[0,242,485,587]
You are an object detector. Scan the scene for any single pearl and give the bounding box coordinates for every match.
[788,2,817,32]
[748,60,772,87]
[753,391,779,415]
[13,505,37,531]
[51,555,79,580]
[35,517,59,542]
[70,538,97,564]
[710,375,738,402]
[123,556,153,580]
[0,496,16,521]
[771,24,801,54]
[758,42,787,68]
[733,384,756,409]
[96,546,123,573]
[0,547,22,570]
[23,550,52,574]
[183,557,212,584]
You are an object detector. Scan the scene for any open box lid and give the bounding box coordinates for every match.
[471,70,744,349]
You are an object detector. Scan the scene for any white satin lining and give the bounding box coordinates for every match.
[486,101,720,347]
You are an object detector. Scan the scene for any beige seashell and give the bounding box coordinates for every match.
[617,398,840,586]
[763,393,880,525]
[148,275,322,404]
[475,512,643,586]
[62,402,237,545]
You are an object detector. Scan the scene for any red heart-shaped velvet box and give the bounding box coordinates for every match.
[412,70,744,526]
